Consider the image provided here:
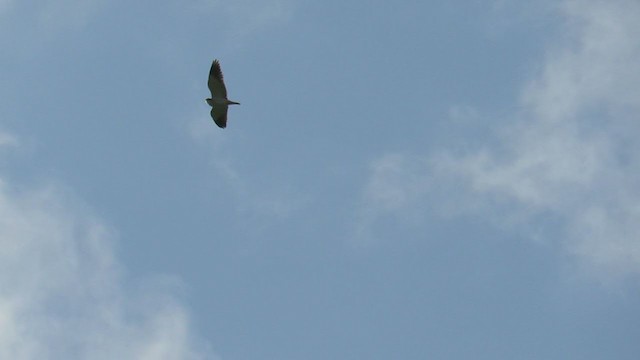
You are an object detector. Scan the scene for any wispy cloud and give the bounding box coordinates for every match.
[36,0,106,29]
[0,0,105,30]
[0,131,18,148]
[0,0,12,16]
[358,0,640,279]
[354,154,432,244]
[225,0,293,34]
[188,116,307,220]
[0,134,215,359]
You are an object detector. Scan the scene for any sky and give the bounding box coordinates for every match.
[1,0,639,359]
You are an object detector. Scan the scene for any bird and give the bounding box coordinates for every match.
[206,59,240,128]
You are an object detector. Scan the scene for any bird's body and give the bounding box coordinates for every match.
[206,97,239,106]
[206,59,239,128]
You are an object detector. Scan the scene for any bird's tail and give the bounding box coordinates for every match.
[228,100,240,105]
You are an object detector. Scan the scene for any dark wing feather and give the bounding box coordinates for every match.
[210,105,229,128]
[208,59,228,98]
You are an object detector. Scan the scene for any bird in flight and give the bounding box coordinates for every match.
[206,59,240,128]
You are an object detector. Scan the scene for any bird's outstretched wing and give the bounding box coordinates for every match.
[208,59,228,98]
[211,105,229,128]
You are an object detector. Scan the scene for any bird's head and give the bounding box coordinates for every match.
[205,98,213,106]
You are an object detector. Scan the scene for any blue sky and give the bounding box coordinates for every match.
[1,0,639,359]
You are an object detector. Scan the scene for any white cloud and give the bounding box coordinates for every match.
[359,0,640,278]
[0,137,214,359]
